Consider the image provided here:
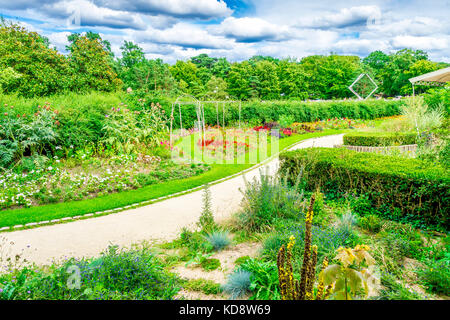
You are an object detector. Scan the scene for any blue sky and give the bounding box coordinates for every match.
[1,0,449,63]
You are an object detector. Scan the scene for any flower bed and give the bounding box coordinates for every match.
[0,155,209,210]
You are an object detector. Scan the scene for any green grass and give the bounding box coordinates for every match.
[0,129,347,228]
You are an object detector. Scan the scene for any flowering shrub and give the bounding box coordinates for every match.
[291,118,367,134]
[0,102,59,167]
[101,102,168,154]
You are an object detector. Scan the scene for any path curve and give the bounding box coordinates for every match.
[1,134,344,266]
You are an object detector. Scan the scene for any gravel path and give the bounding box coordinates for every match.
[1,134,343,266]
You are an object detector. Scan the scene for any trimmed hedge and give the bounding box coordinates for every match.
[0,92,404,151]
[165,99,404,129]
[279,147,449,230]
[343,132,417,146]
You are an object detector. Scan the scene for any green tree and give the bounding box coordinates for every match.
[402,60,439,95]
[170,60,204,96]
[68,35,122,92]
[205,76,229,100]
[277,59,308,99]
[255,60,281,99]
[0,21,70,97]
[300,55,363,99]
[119,40,145,68]
[378,49,429,96]
[226,61,253,100]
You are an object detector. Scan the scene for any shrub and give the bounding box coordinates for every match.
[423,88,450,115]
[239,258,281,300]
[197,184,216,232]
[165,99,403,129]
[204,231,231,251]
[359,214,383,233]
[200,258,221,271]
[0,245,180,300]
[221,270,252,299]
[417,258,450,295]
[237,169,306,232]
[280,147,450,230]
[343,132,417,146]
[181,278,222,295]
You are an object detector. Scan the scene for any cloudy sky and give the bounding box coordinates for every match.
[1,0,449,63]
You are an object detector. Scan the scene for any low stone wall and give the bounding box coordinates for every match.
[340,144,417,155]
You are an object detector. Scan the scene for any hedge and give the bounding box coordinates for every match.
[343,132,417,146]
[279,147,449,230]
[165,99,404,129]
[0,92,404,151]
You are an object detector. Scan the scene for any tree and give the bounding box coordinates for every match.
[169,60,204,96]
[379,49,429,96]
[66,31,112,56]
[226,61,253,100]
[277,59,309,99]
[117,41,176,93]
[254,60,280,100]
[68,35,122,92]
[300,55,363,99]
[205,76,229,100]
[119,40,145,68]
[402,60,439,95]
[0,21,70,97]
[190,53,217,69]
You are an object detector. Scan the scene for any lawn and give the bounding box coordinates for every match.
[0,129,348,228]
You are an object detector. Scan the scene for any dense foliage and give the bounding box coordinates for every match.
[0,244,180,300]
[0,22,121,97]
[279,148,449,230]
[1,21,448,100]
[343,132,417,146]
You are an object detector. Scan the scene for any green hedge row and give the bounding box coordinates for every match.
[343,132,417,146]
[165,99,404,129]
[0,92,404,151]
[279,147,449,230]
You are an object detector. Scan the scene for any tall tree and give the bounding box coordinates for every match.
[68,35,122,92]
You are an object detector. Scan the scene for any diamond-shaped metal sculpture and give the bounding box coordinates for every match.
[348,73,378,100]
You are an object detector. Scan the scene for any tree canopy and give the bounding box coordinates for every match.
[0,21,448,99]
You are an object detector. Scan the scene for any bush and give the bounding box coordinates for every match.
[204,231,231,251]
[200,258,221,271]
[343,132,417,146]
[165,99,403,129]
[237,170,306,232]
[279,148,450,230]
[221,270,252,299]
[423,88,450,115]
[0,245,180,300]
[239,258,281,300]
[359,214,383,233]
[417,258,450,295]
[181,279,222,295]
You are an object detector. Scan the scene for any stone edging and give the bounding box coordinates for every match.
[342,144,417,154]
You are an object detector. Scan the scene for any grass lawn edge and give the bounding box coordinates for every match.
[0,129,348,231]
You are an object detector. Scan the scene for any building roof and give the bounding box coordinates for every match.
[409,67,450,86]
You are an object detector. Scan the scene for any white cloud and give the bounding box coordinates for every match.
[391,35,449,51]
[132,23,234,49]
[93,0,232,19]
[297,5,381,29]
[46,31,71,51]
[212,17,291,42]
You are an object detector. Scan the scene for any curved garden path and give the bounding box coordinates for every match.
[1,134,344,266]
